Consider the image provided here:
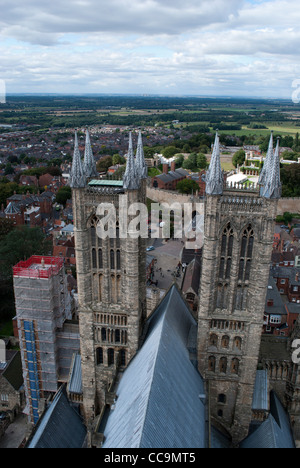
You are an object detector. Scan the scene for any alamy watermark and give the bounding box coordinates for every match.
[94,196,204,250]
[0,80,6,104]
[292,339,300,365]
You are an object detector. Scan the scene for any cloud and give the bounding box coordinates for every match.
[0,0,300,98]
[0,0,241,42]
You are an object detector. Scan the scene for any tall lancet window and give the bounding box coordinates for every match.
[217,223,234,310]
[235,225,254,311]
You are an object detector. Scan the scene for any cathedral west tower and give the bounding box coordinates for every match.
[70,130,147,424]
[197,133,281,443]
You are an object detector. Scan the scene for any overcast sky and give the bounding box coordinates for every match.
[1,0,300,98]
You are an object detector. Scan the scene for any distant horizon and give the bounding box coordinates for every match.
[3,92,296,102]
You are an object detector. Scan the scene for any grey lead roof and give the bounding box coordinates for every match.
[27,386,86,449]
[240,391,295,449]
[252,370,269,411]
[68,353,83,395]
[102,284,207,449]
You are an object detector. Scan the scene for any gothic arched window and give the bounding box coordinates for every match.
[120,349,126,366]
[208,356,216,372]
[209,334,218,348]
[107,348,114,366]
[219,357,227,374]
[98,249,103,269]
[231,358,239,375]
[110,250,115,270]
[219,224,234,280]
[96,347,103,365]
[238,225,254,283]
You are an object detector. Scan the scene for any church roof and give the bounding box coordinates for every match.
[240,391,295,449]
[27,386,86,449]
[102,284,207,448]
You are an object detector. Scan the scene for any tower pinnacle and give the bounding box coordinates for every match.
[123,132,140,190]
[83,129,98,178]
[205,132,224,196]
[261,137,281,200]
[259,131,274,189]
[70,131,86,189]
[136,131,148,179]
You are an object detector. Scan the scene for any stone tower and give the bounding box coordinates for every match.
[70,130,147,424]
[197,133,281,443]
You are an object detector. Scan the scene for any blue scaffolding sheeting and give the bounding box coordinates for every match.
[24,320,40,424]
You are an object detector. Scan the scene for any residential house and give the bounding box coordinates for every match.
[152,166,189,191]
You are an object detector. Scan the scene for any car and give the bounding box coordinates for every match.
[0,412,7,420]
[146,246,155,252]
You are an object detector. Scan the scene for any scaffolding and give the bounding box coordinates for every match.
[13,256,74,424]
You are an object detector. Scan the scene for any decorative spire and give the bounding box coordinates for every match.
[123,132,140,190]
[70,131,86,189]
[205,132,224,195]
[135,131,148,179]
[261,137,281,199]
[259,131,274,188]
[83,129,98,179]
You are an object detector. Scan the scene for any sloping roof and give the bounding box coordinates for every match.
[27,386,86,449]
[68,353,82,395]
[182,257,201,295]
[252,370,269,411]
[2,351,23,391]
[5,202,21,215]
[240,392,295,449]
[102,285,207,449]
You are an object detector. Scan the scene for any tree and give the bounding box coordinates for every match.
[176,179,199,195]
[162,146,179,159]
[0,218,14,240]
[232,149,246,168]
[97,156,113,173]
[0,226,52,282]
[182,153,198,171]
[175,154,184,168]
[55,186,72,206]
[112,154,125,165]
[281,163,300,197]
[197,153,208,169]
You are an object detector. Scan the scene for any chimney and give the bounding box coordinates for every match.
[163,163,169,174]
[171,161,176,172]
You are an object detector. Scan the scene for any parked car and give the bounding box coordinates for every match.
[146,246,155,252]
